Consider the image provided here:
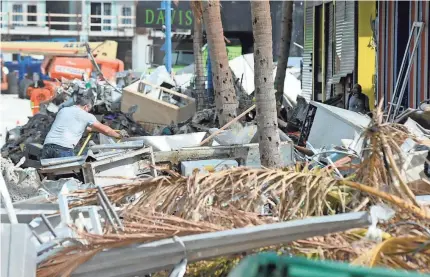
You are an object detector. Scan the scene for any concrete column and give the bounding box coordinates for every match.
[2,2,9,28]
[111,0,117,32]
[132,34,153,72]
[79,0,89,42]
[38,2,46,27]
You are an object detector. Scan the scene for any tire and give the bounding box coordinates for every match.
[6,73,18,95]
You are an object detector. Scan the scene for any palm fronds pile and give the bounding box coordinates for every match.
[37,209,276,277]
[356,101,424,205]
[38,103,430,276]
[68,166,429,220]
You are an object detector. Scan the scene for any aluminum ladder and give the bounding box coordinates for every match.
[386,22,424,122]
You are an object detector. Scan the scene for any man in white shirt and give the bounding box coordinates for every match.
[41,94,123,159]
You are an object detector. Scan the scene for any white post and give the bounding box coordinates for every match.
[0,175,18,224]
[132,34,153,72]
[80,0,89,42]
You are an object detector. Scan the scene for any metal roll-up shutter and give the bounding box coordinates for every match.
[326,3,334,99]
[329,1,356,84]
[302,5,314,102]
[339,1,355,76]
[330,1,345,84]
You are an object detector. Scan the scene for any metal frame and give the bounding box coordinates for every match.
[82,147,153,186]
[73,212,370,277]
[153,142,294,167]
[387,22,424,122]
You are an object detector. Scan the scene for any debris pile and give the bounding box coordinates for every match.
[1,157,41,201]
[1,113,54,164]
[2,53,430,277]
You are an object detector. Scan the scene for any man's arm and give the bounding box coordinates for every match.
[91,121,121,139]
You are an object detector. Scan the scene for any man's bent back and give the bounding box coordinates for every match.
[41,94,120,159]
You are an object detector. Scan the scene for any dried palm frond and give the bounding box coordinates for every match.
[37,212,221,277]
[352,236,430,272]
[37,208,275,277]
[357,100,425,206]
[69,167,345,220]
[341,180,430,220]
[68,167,430,220]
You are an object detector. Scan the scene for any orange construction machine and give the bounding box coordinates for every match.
[0,41,124,115]
[1,59,7,92]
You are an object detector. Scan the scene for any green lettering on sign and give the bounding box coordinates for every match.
[178,10,183,25]
[156,11,165,25]
[145,10,154,24]
[172,10,176,22]
[185,10,192,26]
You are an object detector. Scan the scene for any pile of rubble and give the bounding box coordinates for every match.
[2,58,430,276]
[2,97,429,276]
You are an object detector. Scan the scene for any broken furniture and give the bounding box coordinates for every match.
[301,102,371,149]
[181,159,238,176]
[121,79,196,125]
[82,147,156,186]
[153,142,294,168]
[125,132,207,151]
[40,146,157,186]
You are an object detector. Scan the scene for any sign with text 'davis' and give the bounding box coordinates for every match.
[136,1,193,29]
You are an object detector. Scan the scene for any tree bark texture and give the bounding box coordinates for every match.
[202,0,238,126]
[193,18,206,110]
[251,0,283,168]
[274,0,293,103]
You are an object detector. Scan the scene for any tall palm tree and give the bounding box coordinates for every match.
[274,1,293,105]
[193,17,206,110]
[251,0,282,168]
[195,0,238,126]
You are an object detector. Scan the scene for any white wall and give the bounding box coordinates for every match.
[2,0,46,27]
[132,34,153,72]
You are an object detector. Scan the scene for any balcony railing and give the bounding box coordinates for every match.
[0,12,136,37]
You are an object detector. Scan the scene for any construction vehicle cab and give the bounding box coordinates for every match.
[42,56,124,83]
[0,40,123,115]
[1,59,8,92]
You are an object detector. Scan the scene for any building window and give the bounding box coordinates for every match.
[27,5,37,26]
[12,4,23,26]
[122,6,132,26]
[102,3,112,31]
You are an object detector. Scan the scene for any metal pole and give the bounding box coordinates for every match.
[97,193,118,233]
[162,0,172,74]
[387,24,415,119]
[97,185,124,231]
[74,211,371,276]
[388,22,424,121]
[392,22,424,120]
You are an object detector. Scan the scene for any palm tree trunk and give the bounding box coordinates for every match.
[202,0,238,126]
[274,0,293,104]
[193,18,206,110]
[251,0,282,168]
